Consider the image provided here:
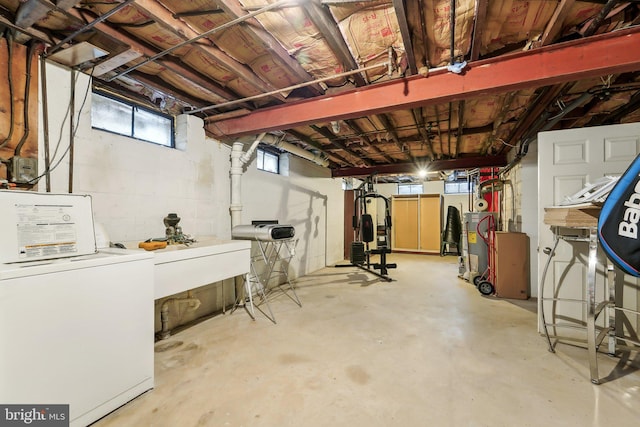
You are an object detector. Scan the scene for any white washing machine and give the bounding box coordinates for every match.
[0,190,154,427]
[0,248,154,427]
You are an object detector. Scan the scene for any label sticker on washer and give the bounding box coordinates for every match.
[15,204,78,259]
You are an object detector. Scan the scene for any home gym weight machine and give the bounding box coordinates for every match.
[337,175,396,281]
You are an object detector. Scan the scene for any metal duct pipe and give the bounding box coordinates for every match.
[239,134,329,167]
[48,0,137,55]
[500,90,595,175]
[188,62,388,114]
[111,0,294,81]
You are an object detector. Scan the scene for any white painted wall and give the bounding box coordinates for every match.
[37,63,343,271]
[238,152,344,277]
[37,62,344,332]
[38,63,232,243]
[497,143,538,297]
[518,140,539,297]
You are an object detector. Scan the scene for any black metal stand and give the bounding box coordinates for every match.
[335,246,396,282]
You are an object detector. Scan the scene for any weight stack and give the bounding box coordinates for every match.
[350,241,366,265]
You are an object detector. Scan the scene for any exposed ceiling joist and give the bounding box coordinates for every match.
[215,0,324,96]
[410,108,435,157]
[503,84,567,151]
[469,0,488,61]
[375,114,413,162]
[455,100,465,157]
[15,0,54,29]
[49,0,136,55]
[589,89,640,126]
[66,7,243,103]
[583,0,622,37]
[482,92,517,155]
[302,0,367,86]
[56,0,81,8]
[344,120,396,163]
[286,129,345,166]
[0,13,52,43]
[331,154,508,178]
[208,27,640,138]
[311,125,373,166]
[124,0,286,101]
[14,0,81,31]
[538,0,576,47]
[392,0,417,75]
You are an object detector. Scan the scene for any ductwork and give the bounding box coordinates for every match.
[238,134,329,167]
[231,133,328,228]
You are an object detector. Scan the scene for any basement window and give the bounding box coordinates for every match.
[91,91,174,147]
[397,184,423,195]
[257,148,280,174]
[445,180,474,194]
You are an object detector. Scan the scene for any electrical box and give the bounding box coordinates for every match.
[8,156,38,184]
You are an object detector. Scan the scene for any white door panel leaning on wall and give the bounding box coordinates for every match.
[538,123,640,339]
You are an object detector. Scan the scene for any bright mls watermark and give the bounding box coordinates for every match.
[0,405,68,426]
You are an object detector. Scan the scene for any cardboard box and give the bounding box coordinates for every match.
[494,232,529,299]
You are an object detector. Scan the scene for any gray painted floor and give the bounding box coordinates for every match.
[95,254,640,427]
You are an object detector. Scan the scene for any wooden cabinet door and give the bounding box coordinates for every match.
[419,195,441,253]
[392,197,418,250]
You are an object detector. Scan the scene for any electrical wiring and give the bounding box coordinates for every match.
[14,41,36,156]
[0,33,15,150]
[496,138,517,148]
[27,65,94,185]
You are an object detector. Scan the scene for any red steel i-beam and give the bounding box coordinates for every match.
[208,26,640,138]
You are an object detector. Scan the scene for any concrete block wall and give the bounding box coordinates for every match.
[38,62,344,334]
[502,141,539,297]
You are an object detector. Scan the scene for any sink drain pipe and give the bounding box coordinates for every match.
[158,291,201,340]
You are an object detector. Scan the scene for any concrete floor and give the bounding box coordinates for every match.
[95,254,640,427]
